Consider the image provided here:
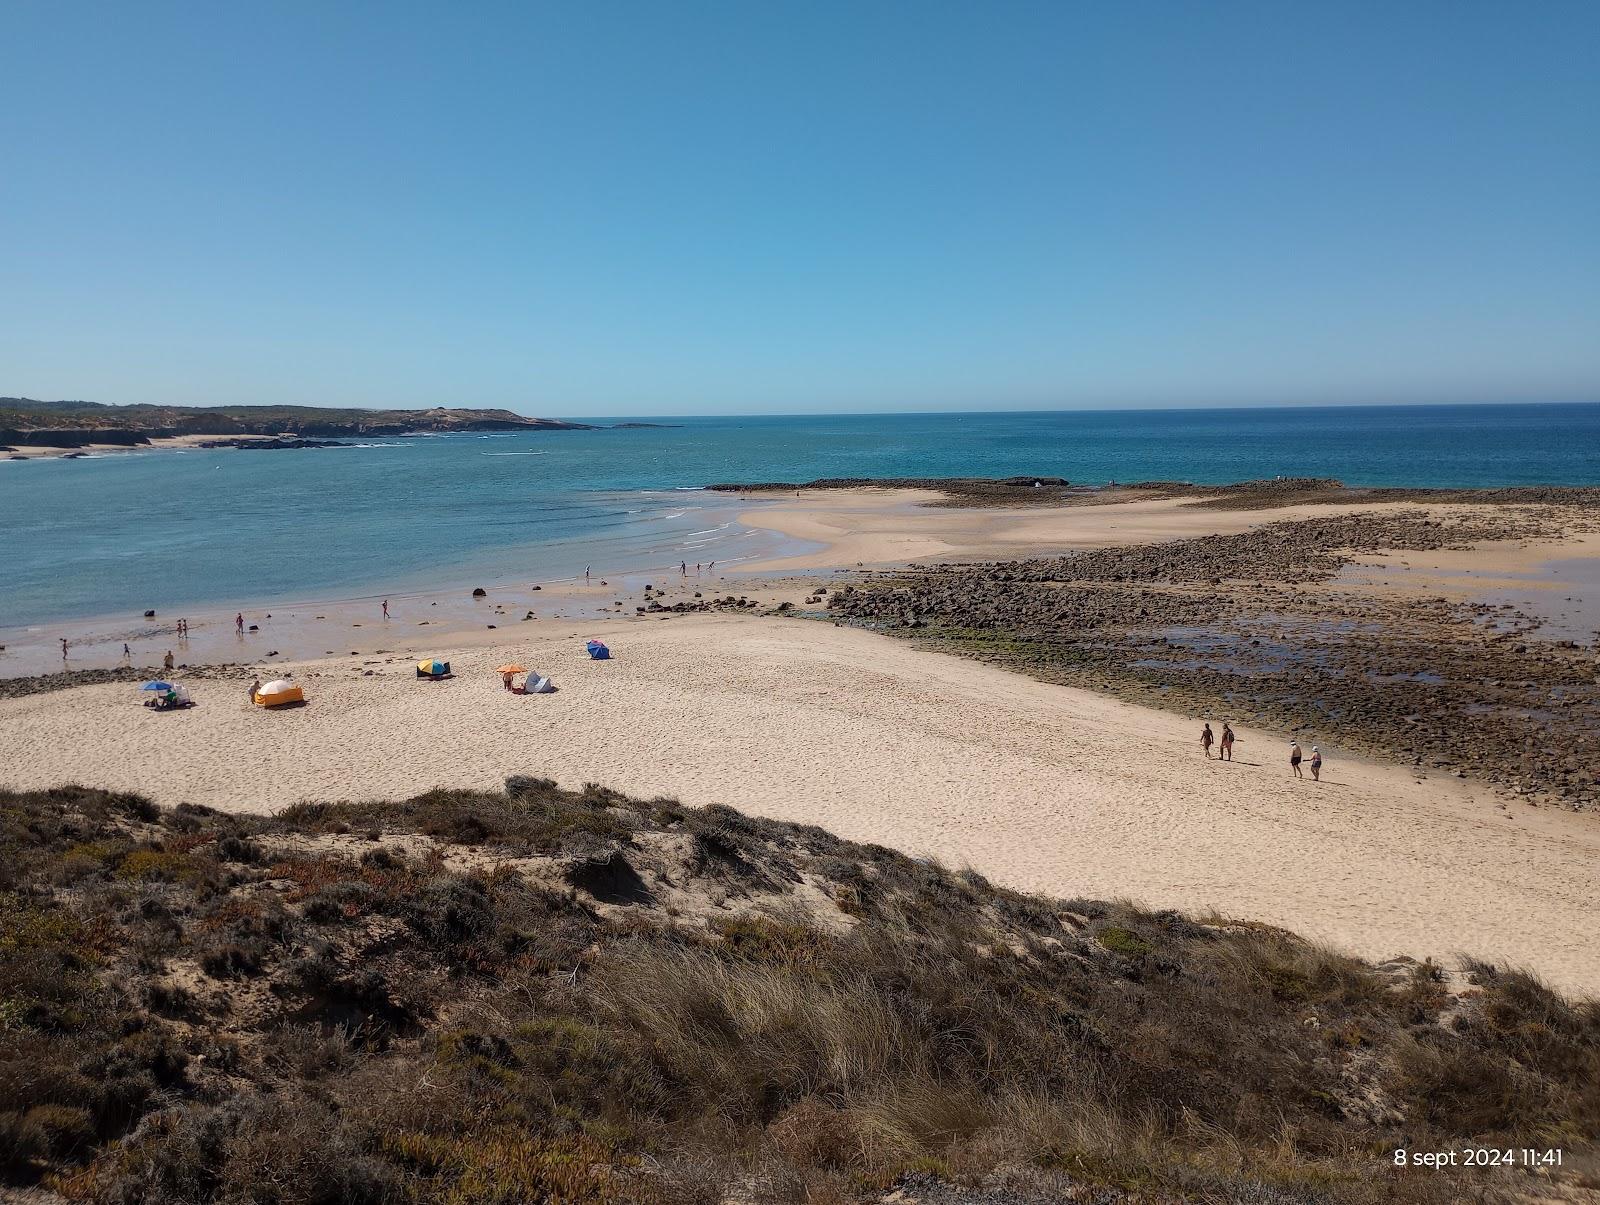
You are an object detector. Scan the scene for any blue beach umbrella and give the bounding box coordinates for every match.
[141,681,174,692]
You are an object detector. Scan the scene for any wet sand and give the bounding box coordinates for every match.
[0,500,814,679]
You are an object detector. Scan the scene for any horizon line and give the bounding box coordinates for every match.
[9,395,1600,422]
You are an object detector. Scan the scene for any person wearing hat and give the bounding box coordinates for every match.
[1309,746,1322,782]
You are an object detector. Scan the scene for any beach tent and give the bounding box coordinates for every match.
[255,679,304,708]
[416,659,451,678]
[525,672,554,694]
[584,640,610,661]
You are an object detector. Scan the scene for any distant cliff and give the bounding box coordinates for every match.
[0,398,597,446]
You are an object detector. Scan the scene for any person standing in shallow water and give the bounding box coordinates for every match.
[1219,723,1235,761]
[1289,741,1304,778]
[1310,747,1322,781]
[1200,723,1214,758]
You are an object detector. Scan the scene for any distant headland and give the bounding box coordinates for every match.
[0,397,600,450]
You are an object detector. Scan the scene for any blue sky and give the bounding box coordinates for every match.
[1,1,1596,416]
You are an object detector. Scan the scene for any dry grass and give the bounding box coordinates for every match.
[0,782,1594,1202]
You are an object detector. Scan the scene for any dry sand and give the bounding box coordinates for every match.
[734,488,1446,570]
[2,433,283,458]
[7,612,1599,995]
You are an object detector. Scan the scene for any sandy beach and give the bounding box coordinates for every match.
[8,486,1600,994]
[7,608,1600,995]
[2,432,287,458]
[734,488,1447,570]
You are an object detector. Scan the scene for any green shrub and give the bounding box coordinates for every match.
[1096,926,1153,957]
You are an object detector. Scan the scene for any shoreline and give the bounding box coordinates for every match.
[0,493,824,677]
[0,547,820,680]
[3,424,687,459]
[9,482,1598,674]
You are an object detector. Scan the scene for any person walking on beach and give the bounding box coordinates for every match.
[382,599,389,619]
[122,642,131,661]
[1200,723,1214,758]
[680,561,687,577]
[585,566,591,583]
[1289,741,1304,778]
[235,612,244,635]
[60,637,69,661]
[1219,723,1235,761]
[1310,746,1322,782]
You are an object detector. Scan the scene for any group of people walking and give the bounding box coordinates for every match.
[1200,722,1322,781]
[1200,721,1235,761]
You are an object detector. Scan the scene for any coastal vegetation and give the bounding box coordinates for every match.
[3,780,1595,1203]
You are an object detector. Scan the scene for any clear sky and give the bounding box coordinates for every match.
[2,1,1596,416]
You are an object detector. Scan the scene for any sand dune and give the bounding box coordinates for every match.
[6,613,1598,994]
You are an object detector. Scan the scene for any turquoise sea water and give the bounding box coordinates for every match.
[3,402,1598,629]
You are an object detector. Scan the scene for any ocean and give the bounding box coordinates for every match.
[3,402,1598,630]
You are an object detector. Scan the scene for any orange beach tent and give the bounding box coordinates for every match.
[255,679,305,708]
